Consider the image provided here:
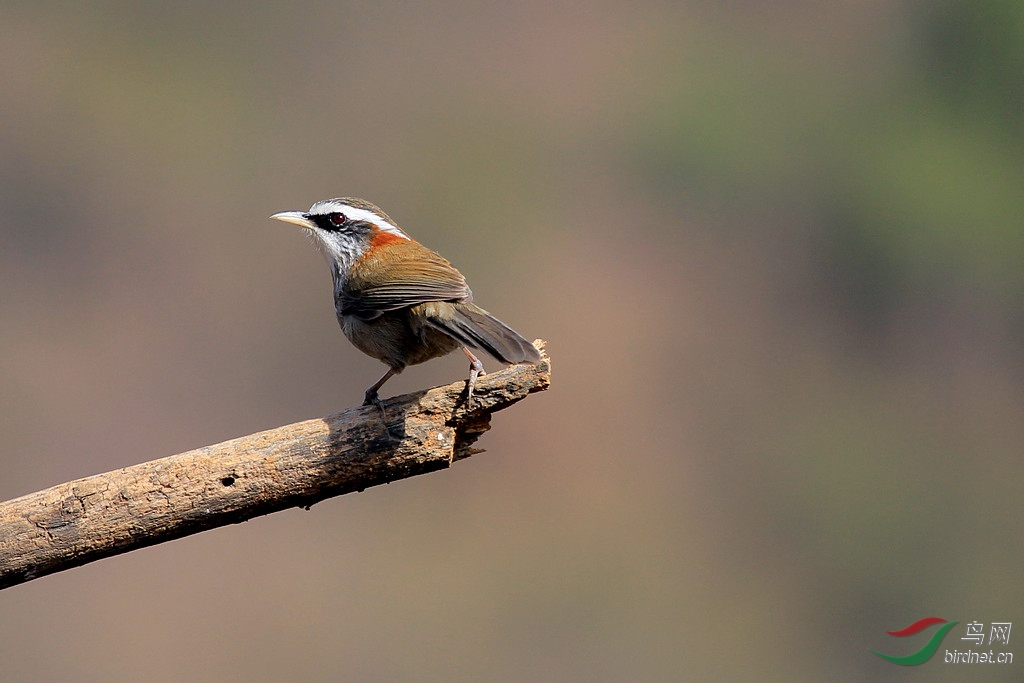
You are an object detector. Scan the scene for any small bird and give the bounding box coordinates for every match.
[271,198,541,418]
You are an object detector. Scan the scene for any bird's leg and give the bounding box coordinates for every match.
[462,347,485,405]
[363,367,397,423]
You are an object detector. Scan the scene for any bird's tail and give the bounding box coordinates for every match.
[428,302,542,365]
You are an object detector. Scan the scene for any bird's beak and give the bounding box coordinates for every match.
[269,211,316,230]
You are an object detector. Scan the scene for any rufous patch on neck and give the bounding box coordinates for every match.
[370,227,409,249]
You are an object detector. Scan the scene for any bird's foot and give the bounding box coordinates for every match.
[463,348,485,406]
[363,367,400,439]
[363,388,388,423]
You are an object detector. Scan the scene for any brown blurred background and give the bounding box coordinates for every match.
[1,2,1022,681]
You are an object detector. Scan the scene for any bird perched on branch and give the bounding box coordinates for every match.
[271,198,541,418]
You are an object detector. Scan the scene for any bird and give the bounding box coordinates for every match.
[270,198,541,420]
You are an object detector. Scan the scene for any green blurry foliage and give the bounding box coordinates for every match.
[637,0,1024,307]
[925,0,1024,128]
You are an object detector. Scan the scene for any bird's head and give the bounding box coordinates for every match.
[270,197,410,279]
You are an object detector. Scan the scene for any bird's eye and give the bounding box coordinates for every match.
[329,212,347,226]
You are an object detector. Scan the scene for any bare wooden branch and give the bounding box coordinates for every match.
[0,341,550,591]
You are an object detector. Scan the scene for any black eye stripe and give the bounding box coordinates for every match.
[310,211,350,232]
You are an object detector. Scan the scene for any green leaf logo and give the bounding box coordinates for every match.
[870,617,958,666]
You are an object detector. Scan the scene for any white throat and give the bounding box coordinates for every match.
[303,199,410,288]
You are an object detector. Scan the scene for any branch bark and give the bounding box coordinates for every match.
[0,341,550,591]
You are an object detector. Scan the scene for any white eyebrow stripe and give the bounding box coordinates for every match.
[308,201,410,239]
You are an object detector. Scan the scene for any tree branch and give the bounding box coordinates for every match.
[0,341,550,591]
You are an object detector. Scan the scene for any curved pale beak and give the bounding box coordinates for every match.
[269,211,316,230]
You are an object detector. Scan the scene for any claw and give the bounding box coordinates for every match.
[363,387,388,422]
[462,347,485,405]
[363,367,398,431]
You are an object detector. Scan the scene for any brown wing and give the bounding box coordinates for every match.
[341,240,472,321]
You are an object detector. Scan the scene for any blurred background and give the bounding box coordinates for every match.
[0,1,1021,680]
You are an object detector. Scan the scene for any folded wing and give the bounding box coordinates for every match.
[341,242,472,320]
